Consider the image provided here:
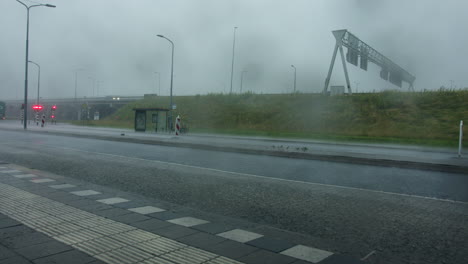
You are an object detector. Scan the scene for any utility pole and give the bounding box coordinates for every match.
[230,27,238,94]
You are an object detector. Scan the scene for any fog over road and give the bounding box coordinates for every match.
[0,129,467,263]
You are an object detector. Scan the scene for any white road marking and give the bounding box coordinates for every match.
[48,145,468,205]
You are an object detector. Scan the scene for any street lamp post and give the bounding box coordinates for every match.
[230,27,238,94]
[28,60,40,105]
[16,0,56,130]
[240,70,248,93]
[291,65,297,93]
[157,34,175,131]
[154,72,160,95]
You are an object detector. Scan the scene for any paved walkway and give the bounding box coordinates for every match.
[0,165,363,264]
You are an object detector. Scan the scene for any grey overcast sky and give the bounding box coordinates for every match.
[1,0,467,100]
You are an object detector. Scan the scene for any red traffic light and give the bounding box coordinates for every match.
[51,105,57,110]
[51,115,55,119]
[32,105,43,111]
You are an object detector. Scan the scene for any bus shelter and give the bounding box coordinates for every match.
[133,108,170,132]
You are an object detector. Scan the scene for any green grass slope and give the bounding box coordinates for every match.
[94,90,468,147]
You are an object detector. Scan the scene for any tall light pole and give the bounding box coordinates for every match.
[291,65,297,93]
[16,0,56,130]
[157,34,175,130]
[230,27,238,94]
[28,60,40,105]
[154,72,160,95]
[240,70,248,93]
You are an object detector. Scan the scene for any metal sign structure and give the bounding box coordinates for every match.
[323,29,416,94]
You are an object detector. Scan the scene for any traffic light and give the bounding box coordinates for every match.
[32,105,43,111]
[51,105,57,110]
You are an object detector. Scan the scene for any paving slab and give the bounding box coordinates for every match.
[281,245,333,263]
[239,249,297,264]
[247,237,296,253]
[128,218,173,232]
[49,184,76,189]
[167,216,209,227]
[32,249,96,264]
[152,224,199,239]
[209,240,259,260]
[218,229,264,243]
[147,211,184,221]
[192,222,236,235]
[110,212,151,224]
[319,254,366,264]
[96,197,129,205]
[128,206,165,215]
[15,240,73,260]
[0,255,32,264]
[70,190,101,197]
[177,231,227,250]
[0,245,16,260]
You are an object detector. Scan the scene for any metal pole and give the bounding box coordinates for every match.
[240,71,247,93]
[229,27,238,94]
[339,45,352,94]
[16,1,55,129]
[23,7,30,130]
[323,44,339,94]
[170,40,174,130]
[459,120,464,158]
[291,65,296,93]
[74,71,78,100]
[28,61,40,105]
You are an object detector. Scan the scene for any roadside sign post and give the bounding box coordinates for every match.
[175,115,181,136]
[459,120,463,157]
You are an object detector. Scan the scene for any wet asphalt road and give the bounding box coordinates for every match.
[0,129,467,264]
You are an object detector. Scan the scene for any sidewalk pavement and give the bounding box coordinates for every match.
[0,120,466,174]
[0,164,364,264]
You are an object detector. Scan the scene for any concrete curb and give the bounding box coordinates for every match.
[2,127,467,174]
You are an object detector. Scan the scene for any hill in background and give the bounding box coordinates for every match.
[95,90,467,147]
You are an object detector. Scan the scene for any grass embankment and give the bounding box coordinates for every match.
[81,90,468,147]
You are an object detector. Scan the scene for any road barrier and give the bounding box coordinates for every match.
[175,115,181,136]
[459,120,464,157]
